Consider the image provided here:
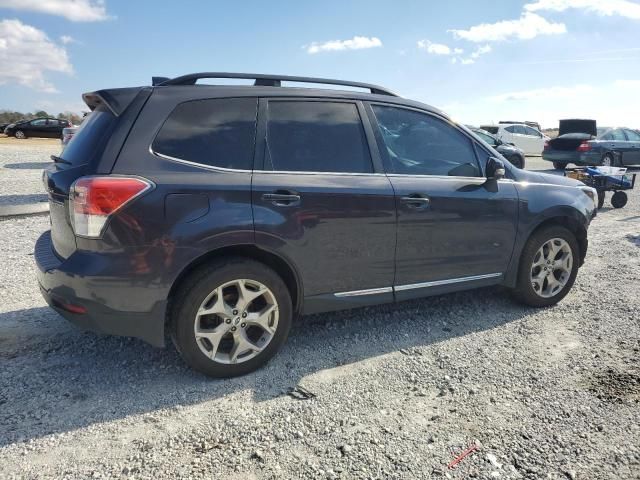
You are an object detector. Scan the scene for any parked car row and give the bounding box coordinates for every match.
[542,119,640,169]
[3,117,72,139]
[480,123,549,156]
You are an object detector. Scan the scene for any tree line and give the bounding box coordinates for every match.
[0,110,84,126]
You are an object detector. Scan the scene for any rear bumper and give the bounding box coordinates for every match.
[542,150,601,165]
[35,231,167,347]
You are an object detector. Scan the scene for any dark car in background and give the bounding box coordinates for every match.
[543,119,640,169]
[472,128,526,168]
[37,72,596,378]
[4,117,71,139]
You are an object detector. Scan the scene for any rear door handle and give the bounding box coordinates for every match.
[262,192,301,207]
[400,194,431,209]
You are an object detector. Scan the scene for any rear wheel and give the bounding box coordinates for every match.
[602,153,617,167]
[552,161,567,170]
[14,130,26,139]
[611,191,628,208]
[171,257,292,378]
[512,226,579,307]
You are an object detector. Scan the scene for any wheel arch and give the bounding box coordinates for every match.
[504,214,588,287]
[167,244,303,321]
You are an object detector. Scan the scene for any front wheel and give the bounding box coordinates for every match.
[552,161,567,170]
[14,130,26,139]
[171,257,292,378]
[512,226,579,307]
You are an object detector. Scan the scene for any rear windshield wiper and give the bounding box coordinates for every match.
[51,155,72,165]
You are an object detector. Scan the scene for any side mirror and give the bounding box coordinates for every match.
[486,157,506,180]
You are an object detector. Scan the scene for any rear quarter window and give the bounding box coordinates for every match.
[152,97,257,170]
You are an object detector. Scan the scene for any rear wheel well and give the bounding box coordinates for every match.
[167,245,301,321]
[529,216,587,265]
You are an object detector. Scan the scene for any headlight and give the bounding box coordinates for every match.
[580,186,598,208]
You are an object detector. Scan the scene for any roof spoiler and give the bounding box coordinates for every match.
[82,87,150,116]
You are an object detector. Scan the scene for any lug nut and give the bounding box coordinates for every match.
[233,309,238,315]
[225,318,232,324]
[242,312,248,318]
[231,326,237,332]
[241,323,246,328]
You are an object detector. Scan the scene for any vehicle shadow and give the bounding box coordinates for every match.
[0,287,534,447]
[0,194,48,206]
[3,162,51,170]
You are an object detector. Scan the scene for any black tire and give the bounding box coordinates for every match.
[170,257,292,378]
[511,226,580,308]
[552,161,567,170]
[509,155,524,169]
[611,191,628,209]
[14,130,26,139]
[597,191,605,209]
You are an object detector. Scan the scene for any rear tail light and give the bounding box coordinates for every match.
[577,141,592,152]
[70,176,153,238]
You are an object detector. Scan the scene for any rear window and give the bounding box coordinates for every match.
[61,106,117,166]
[152,98,257,170]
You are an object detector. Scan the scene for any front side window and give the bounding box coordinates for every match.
[264,101,372,173]
[475,131,497,146]
[524,126,541,137]
[153,98,257,170]
[31,119,47,126]
[610,129,626,141]
[372,105,481,177]
[505,125,517,134]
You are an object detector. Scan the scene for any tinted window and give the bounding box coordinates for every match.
[265,101,372,173]
[475,130,497,146]
[153,98,257,170]
[31,119,47,126]
[624,129,640,141]
[523,126,541,137]
[505,125,517,133]
[59,106,117,166]
[372,105,481,177]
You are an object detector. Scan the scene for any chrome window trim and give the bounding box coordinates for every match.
[259,170,387,177]
[394,272,502,292]
[150,148,253,173]
[334,287,393,298]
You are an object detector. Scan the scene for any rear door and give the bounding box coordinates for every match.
[623,129,640,165]
[28,118,48,137]
[252,99,396,309]
[367,103,519,300]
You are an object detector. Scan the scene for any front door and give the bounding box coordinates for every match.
[252,99,396,311]
[623,129,640,165]
[367,103,519,300]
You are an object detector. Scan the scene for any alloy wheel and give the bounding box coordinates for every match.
[15,131,25,139]
[530,238,573,298]
[193,279,279,364]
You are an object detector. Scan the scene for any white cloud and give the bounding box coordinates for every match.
[0,0,110,22]
[435,81,640,129]
[60,34,75,44]
[471,44,492,58]
[305,36,382,54]
[0,19,73,92]
[525,0,640,20]
[448,12,566,42]
[417,39,463,55]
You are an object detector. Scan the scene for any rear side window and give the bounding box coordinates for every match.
[153,98,257,170]
[60,106,117,167]
[624,129,640,141]
[264,101,373,173]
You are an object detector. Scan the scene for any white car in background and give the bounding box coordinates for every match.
[480,123,548,156]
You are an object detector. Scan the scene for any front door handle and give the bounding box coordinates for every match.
[262,192,301,207]
[400,194,431,209]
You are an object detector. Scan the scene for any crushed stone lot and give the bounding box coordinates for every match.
[0,149,639,479]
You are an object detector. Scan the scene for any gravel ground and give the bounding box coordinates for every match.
[0,150,639,479]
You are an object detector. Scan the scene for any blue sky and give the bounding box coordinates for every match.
[0,0,639,128]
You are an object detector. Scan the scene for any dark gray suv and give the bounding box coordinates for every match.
[37,73,597,377]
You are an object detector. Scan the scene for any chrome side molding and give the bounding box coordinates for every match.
[333,273,502,298]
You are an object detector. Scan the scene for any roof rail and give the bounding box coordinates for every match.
[155,72,398,96]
